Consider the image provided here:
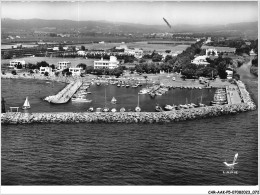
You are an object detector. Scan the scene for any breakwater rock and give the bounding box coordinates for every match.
[236,80,256,109]
[1,103,255,125]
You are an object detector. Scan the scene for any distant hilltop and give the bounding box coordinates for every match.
[1,18,258,36]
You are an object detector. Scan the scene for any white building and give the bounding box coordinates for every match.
[77,50,86,56]
[94,56,119,69]
[206,48,218,57]
[226,70,233,79]
[57,61,71,70]
[125,48,143,58]
[39,67,52,75]
[116,44,128,50]
[116,44,143,58]
[9,60,26,68]
[191,56,210,66]
[69,67,83,76]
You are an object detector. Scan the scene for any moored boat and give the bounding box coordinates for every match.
[138,88,149,95]
[71,96,92,103]
[155,91,163,96]
[190,103,199,108]
[135,107,141,112]
[210,101,227,105]
[135,94,141,112]
[179,104,189,109]
[88,107,94,112]
[103,107,109,112]
[164,104,173,111]
[150,93,156,98]
[199,103,206,107]
[96,107,102,112]
[111,108,117,112]
[120,107,126,112]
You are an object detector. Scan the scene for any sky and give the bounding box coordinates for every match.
[1,1,258,25]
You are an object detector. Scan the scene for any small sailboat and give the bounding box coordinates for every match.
[135,94,141,112]
[22,97,30,110]
[111,97,117,104]
[199,94,206,107]
[103,88,109,112]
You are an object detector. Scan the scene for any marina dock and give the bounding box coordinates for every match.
[44,80,82,104]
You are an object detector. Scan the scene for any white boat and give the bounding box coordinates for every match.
[179,104,189,109]
[103,107,109,112]
[135,107,141,112]
[155,92,163,96]
[88,107,94,112]
[111,97,117,104]
[111,108,117,112]
[22,97,30,110]
[79,91,88,95]
[164,104,173,111]
[138,89,149,95]
[71,96,92,103]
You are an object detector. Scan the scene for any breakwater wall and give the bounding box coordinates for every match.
[1,103,256,125]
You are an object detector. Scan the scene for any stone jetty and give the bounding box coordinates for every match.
[0,102,256,125]
[44,80,82,104]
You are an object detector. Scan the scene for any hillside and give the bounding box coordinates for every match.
[1,18,258,37]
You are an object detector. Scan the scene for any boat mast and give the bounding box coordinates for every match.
[105,88,107,107]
